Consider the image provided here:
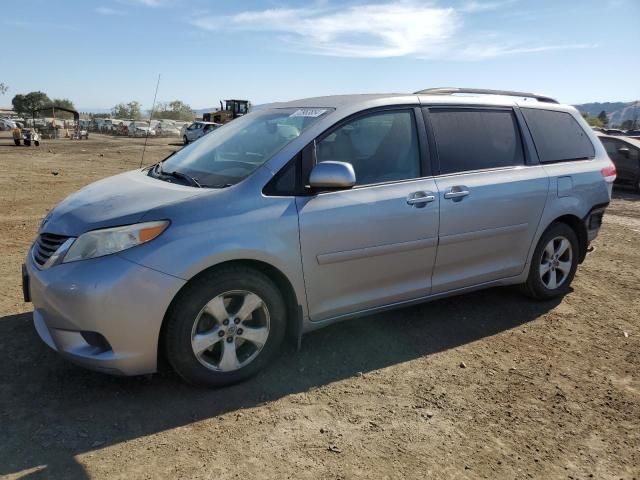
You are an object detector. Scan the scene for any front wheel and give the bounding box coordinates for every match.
[164,266,287,387]
[183,135,189,145]
[522,222,579,300]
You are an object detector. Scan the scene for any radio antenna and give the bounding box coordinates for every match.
[140,73,161,168]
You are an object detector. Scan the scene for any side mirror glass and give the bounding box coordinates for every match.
[309,161,356,189]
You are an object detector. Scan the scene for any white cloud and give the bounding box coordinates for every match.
[96,7,126,16]
[190,1,597,60]
[457,42,599,59]
[192,3,459,58]
[115,0,165,7]
[460,0,518,13]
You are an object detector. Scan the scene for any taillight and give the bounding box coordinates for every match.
[601,162,616,183]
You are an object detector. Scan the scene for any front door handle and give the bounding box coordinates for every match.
[407,191,436,206]
[444,186,470,200]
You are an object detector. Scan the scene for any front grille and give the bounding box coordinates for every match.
[33,233,70,266]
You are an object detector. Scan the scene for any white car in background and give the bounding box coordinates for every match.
[182,121,221,144]
[128,121,156,137]
[0,118,17,130]
[155,120,181,137]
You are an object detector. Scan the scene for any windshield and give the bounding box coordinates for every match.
[157,107,330,187]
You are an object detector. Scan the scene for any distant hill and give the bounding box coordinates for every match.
[574,101,640,126]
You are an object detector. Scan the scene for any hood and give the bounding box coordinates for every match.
[42,170,206,236]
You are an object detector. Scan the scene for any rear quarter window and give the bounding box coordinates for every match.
[521,108,595,163]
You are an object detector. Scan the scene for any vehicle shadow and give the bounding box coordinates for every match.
[612,186,639,201]
[0,287,561,479]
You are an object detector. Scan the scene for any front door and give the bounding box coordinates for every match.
[425,107,549,294]
[296,108,440,321]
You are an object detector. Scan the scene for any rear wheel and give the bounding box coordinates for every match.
[522,222,579,300]
[164,266,286,387]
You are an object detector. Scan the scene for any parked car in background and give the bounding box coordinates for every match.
[128,121,156,137]
[603,128,625,136]
[155,120,181,137]
[24,88,615,387]
[598,134,640,190]
[625,129,640,137]
[182,121,221,144]
[0,118,17,130]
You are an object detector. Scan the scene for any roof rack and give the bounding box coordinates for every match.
[414,87,559,104]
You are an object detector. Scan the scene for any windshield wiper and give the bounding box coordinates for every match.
[155,162,202,188]
[201,183,234,188]
[165,170,202,188]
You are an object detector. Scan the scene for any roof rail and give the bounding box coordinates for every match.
[414,87,559,104]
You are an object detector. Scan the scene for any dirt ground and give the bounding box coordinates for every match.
[0,131,638,480]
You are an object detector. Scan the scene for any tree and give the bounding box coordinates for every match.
[11,91,51,116]
[127,101,142,120]
[111,101,142,120]
[36,98,77,119]
[151,100,195,121]
[597,110,608,126]
[0,83,8,96]
[580,111,603,128]
[111,103,129,119]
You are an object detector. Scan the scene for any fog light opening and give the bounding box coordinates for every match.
[80,331,112,353]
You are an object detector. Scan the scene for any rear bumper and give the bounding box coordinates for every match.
[26,250,185,376]
[584,204,608,243]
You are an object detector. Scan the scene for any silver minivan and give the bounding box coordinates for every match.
[23,88,616,387]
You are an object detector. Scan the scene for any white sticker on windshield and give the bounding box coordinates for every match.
[289,109,327,118]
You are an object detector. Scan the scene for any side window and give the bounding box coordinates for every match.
[429,108,524,174]
[521,108,595,162]
[600,138,619,156]
[316,110,420,186]
[263,156,298,196]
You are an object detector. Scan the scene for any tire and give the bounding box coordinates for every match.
[164,266,287,387]
[522,222,579,300]
[183,135,189,145]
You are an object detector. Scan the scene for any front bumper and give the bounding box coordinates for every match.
[25,250,185,376]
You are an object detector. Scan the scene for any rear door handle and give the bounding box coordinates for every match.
[406,191,436,206]
[444,186,470,200]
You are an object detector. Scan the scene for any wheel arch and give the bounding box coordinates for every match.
[158,259,301,368]
[546,214,588,263]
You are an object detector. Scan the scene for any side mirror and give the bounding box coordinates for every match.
[309,161,356,190]
[617,147,630,158]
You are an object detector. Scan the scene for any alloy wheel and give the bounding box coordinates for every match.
[190,290,270,372]
[539,236,573,290]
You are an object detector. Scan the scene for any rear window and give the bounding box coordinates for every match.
[521,108,595,162]
[429,108,524,174]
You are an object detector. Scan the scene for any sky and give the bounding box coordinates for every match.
[2,0,639,111]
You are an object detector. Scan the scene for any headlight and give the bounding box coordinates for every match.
[63,220,169,263]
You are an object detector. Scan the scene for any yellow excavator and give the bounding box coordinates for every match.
[202,99,250,124]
